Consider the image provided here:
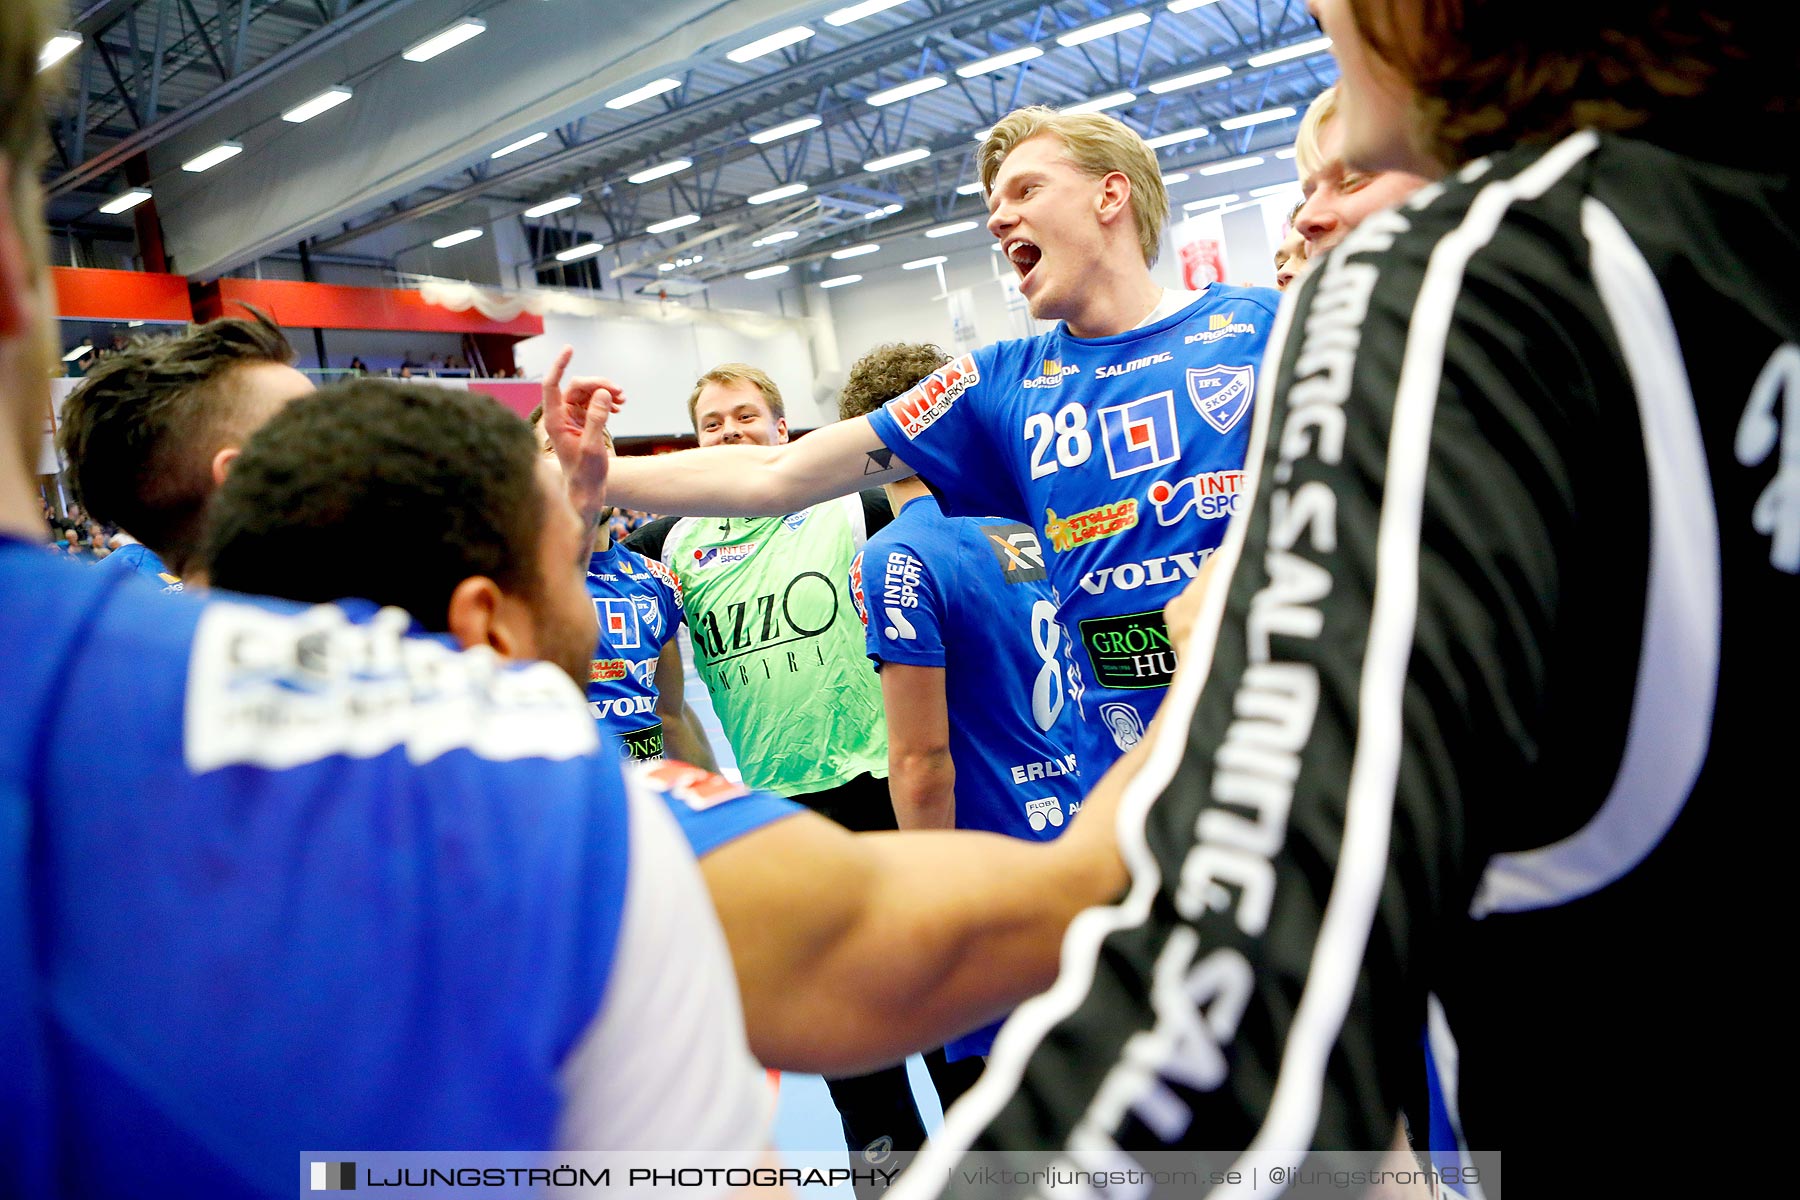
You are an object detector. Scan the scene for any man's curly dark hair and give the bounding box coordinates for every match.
[201,380,546,632]
[837,342,954,421]
[56,309,295,570]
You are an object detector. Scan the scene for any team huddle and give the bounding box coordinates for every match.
[3,0,1794,1196]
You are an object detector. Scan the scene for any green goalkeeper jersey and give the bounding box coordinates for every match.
[630,494,890,795]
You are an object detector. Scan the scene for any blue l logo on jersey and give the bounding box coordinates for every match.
[1097,391,1180,479]
[1187,365,1254,435]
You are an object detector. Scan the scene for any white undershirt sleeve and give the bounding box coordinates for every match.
[555,775,771,1173]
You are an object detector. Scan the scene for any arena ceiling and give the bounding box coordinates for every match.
[42,0,1337,285]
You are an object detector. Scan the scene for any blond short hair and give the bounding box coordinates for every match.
[1293,86,1338,183]
[687,363,785,429]
[978,106,1169,267]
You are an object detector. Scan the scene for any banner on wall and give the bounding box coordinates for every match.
[1178,236,1229,289]
[946,287,981,352]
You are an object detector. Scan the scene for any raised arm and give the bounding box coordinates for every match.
[608,413,916,516]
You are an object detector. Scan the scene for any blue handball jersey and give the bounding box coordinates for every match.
[851,495,1084,841]
[0,535,631,1198]
[95,540,182,591]
[865,286,1277,772]
[583,541,683,760]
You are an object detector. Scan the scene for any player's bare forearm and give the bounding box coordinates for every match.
[606,416,915,516]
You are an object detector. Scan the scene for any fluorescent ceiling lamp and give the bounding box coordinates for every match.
[1145,125,1210,149]
[181,141,243,173]
[864,147,930,172]
[61,345,93,363]
[432,228,483,248]
[819,274,862,288]
[1250,182,1299,198]
[403,18,485,62]
[863,210,884,220]
[98,188,152,215]
[628,158,691,184]
[1183,193,1239,210]
[1219,105,1297,130]
[955,47,1042,78]
[1064,91,1135,115]
[1275,147,1297,159]
[646,213,700,234]
[883,203,904,214]
[903,255,946,270]
[1247,36,1332,67]
[753,230,799,246]
[606,77,681,110]
[830,243,879,259]
[1167,0,1225,11]
[492,131,548,159]
[1199,154,1264,175]
[39,32,82,71]
[555,242,605,262]
[1161,172,1190,185]
[925,220,979,238]
[745,265,790,280]
[282,86,353,123]
[1148,64,1232,93]
[728,26,813,62]
[750,116,821,144]
[749,183,808,205]
[824,0,908,26]
[867,76,945,107]
[955,181,984,196]
[658,262,676,272]
[524,195,582,218]
[1056,11,1149,47]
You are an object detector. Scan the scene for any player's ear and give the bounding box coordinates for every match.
[446,576,529,660]
[211,445,241,486]
[1096,170,1132,228]
[774,416,789,444]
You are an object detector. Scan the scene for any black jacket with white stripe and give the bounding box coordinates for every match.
[897,130,1798,1195]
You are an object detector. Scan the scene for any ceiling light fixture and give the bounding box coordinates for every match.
[824,0,909,26]
[1063,91,1135,115]
[864,147,930,172]
[830,243,879,259]
[403,18,486,62]
[628,158,692,184]
[1246,36,1332,67]
[181,141,243,173]
[606,77,682,110]
[727,26,814,63]
[555,242,606,262]
[955,47,1043,78]
[523,195,582,218]
[753,230,799,246]
[1219,105,1297,130]
[1056,12,1150,47]
[955,181,984,196]
[1250,182,1299,198]
[282,86,353,123]
[646,213,700,234]
[38,32,82,71]
[1144,125,1211,149]
[432,228,483,248]
[1182,193,1239,210]
[750,116,821,144]
[749,183,808,204]
[745,265,791,280]
[1161,172,1190,185]
[98,188,152,215]
[1148,64,1232,93]
[867,76,946,107]
[1199,154,1265,175]
[903,255,946,270]
[819,274,862,288]
[1167,0,1226,11]
[491,132,548,159]
[925,220,978,238]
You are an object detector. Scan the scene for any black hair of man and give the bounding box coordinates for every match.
[201,379,546,632]
[56,308,295,568]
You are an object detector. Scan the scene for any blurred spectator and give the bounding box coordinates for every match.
[348,357,368,375]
